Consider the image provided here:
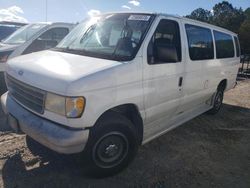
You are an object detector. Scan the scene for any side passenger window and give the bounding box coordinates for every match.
[185,24,214,60]
[147,19,181,64]
[214,31,234,59]
[23,27,69,55]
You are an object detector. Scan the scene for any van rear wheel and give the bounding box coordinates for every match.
[207,89,224,114]
[83,111,138,177]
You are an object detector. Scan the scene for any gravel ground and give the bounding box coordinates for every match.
[0,79,249,188]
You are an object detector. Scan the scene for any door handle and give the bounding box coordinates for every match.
[178,77,183,87]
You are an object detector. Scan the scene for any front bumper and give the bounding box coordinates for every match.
[1,92,89,154]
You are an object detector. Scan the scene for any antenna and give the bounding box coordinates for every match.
[45,0,48,22]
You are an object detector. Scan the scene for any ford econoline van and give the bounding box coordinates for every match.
[1,12,240,176]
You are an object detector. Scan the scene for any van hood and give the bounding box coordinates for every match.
[6,50,122,94]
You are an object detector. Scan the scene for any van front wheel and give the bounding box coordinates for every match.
[207,89,224,114]
[84,112,138,177]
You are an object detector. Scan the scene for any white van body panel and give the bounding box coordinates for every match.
[6,50,145,128]
[141,15,185,140]
[6,50,123,94]
[140,15,238,143]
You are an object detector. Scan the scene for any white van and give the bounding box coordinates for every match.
[0,22,74,72]
[1,13,240,176]
[0,21,27,41]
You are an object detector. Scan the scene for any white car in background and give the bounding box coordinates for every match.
[0,22,74,72]
[0,21,27,41]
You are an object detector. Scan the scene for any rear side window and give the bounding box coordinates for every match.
[234,36,240,57]
[185,24,214,61]
[213,31,234,59]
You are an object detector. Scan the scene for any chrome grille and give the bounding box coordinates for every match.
[6,75,46,114]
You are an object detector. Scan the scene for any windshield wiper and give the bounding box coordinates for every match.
[58,24,96,52]
[53,47,89,56]
[79,24,96,44]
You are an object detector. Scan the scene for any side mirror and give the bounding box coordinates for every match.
[147,41,155,64]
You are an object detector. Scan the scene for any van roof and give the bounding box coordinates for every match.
[100,12,237,36]
[176,16,237,36]
[33,22,74,26]
[0,21,27,26]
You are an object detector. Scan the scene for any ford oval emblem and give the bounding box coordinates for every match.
[18,70,23,76]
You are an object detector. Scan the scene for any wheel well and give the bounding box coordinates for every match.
[218,79,227,91]
[95,104,144,145]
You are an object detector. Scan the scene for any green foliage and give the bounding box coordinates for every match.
[245,8,250,20]
[239,19,250,54]
[212,1,245,33]
[186,8,212,23]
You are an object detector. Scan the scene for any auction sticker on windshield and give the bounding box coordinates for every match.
[128,15,151,21]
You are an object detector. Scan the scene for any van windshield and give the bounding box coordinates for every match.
[56,13,154,61]
[2,23,47,44]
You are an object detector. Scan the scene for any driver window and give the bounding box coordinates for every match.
[39,27,69,44]
[23,27,69,55]
[147,19,181,64]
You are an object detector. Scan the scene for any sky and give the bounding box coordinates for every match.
[0,0,249,23]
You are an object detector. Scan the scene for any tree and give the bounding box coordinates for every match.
[186,8,212,23]
[244,7,250,20]
[239,19,250,54]
[212,1,245,33]
[185,1,250,55]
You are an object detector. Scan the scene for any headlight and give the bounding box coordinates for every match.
[45,92,85,118]
[0,51,13,63]
[66,97,85,118]
[45,93,65,116]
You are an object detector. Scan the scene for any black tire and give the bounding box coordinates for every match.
[83,111,138,177]
[26,135,64,162]
[207,89,224,115]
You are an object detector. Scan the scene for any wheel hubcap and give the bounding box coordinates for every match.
[215,92,222,110]
[105,144,119,157]
[93,132,129,168]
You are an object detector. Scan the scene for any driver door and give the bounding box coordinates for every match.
[142,17,185,139]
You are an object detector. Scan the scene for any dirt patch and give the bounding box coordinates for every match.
[0,80,250,188]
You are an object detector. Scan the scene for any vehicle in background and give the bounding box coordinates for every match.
[0,22,74,72]
[1,12,240,177]
[238,54,250,77]
[0,21,27,41]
